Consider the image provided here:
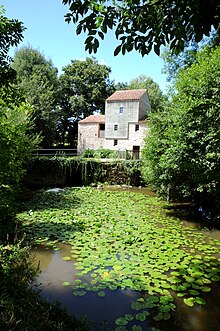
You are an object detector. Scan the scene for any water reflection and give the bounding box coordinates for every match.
[30,187,220,331]
[32,243,220,331]
[32,245,143,330]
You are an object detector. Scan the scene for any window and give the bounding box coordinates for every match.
[114,139,118,146]
[135,124,140,131]
[99,123,105,138]
[114,124,118,130]
[119,106,124,114]
[133,146,140,159]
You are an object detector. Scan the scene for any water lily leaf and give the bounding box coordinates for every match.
[184,276,195,282]
[183,298,195,307]
[62,281,70,286]
[98,291,106,297]
[113,265,122,271]
[62,256,71,261]
[189,290,200,296]
[73,290,86,296]
[135,312,147,322]
[195,297,206,305]
[148,295,159,303]
[159,295,174,304]
[163,312,171,320]
[124,314,134,321]
[115,317,128,326]
[131,301,144,310]
[170,271,181,277]
[211,275,220,281]
[202,278,212,284]
[201,286,211,292]
[132,326,142,331]
[153,312,163,321]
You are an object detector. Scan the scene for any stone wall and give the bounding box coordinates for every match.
[23,157,143,189]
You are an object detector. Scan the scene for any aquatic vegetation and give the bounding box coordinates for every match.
[18,187,220,330]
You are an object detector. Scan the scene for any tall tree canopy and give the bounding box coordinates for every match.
[142,46,220,214]
[0,9,39,238]
[162,30,219,82]
[57,57,114,146]
[63,0,220,56]
[12,46,59,147]
[0,6,24,85]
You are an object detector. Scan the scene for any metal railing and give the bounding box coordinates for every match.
[32,149,78,157]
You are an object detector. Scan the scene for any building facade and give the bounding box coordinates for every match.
[77,89,151,158]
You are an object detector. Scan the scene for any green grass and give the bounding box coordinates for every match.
[18,187,220,330]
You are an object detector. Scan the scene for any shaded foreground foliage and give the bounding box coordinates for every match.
[0,242,88,331]
[63,0,220,56]
[18,187,220,330]
[142,46,220,222]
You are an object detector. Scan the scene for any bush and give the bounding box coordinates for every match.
[81,149,95,158]
[0,242,88,331]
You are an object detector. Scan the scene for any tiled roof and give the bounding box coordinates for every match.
[79,114,105,124]
[106,89,147,101]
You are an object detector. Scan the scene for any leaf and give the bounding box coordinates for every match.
[115,317,128,326]
[132,326,142,331]
[114,45,121,56]
[62,281,70,286]
[62,256,71,261]
[201,286,211,292]
[195,297,206,305]
[98,291,106,297]
[183,298,195,307]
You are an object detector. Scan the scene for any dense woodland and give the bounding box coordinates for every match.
[0,1,220,329]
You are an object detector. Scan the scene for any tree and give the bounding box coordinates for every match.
[11,46,59,147]
[162,30,219,82]
[127,75,164,112]
[63,0,220,56]
[57,57,115,146]
[0,6,25,85]
[0,97,39,228]
[142,46,220,215]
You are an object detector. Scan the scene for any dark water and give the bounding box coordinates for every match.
[31,187,220,331]
[32,244,140,330]
[32,238,220,331]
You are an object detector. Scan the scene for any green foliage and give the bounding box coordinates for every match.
[81,148,127,159]
[0,6,25,85]
[0,242,88,331]
[63,0,220,56]
[18,187,220,328]
[12,46,59,147]
[162,32,218,82]
[57,57,115,146]
[142,46,220,212]
[81,148,96,158]
[24,156,143,188]
[0,96,39,240]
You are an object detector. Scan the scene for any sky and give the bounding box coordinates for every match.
[1,0,169,92]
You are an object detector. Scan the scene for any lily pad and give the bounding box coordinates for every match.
[183,297,195,307]
[62,256,71,261]
[115,317,128,326]
[132,326,142,331]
